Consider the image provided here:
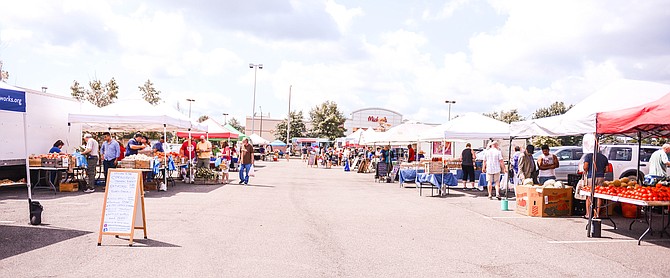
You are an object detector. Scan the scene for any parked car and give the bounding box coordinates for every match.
[600,144,661,181]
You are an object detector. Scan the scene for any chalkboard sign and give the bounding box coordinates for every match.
[97,169,147,247]
[390,165,400,181]
[377,162,389,177]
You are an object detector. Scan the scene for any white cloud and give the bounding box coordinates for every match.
[324,0,364,34]
[422,0,471,20]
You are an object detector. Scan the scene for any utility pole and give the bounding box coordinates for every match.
[286,85,292,144]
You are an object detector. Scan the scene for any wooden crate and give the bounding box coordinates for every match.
[143,182,157,191]
[135,160,151,169]
[59,182,79,192]
[29,158,42,167]
[118,160,135,168]
[426,161,444,174]
[41,158,63,168]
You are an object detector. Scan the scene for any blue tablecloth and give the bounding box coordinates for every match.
[455,169,482,181]
[415,173,458,189]
[399,169,424,184]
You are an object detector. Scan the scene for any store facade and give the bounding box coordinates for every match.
[344,107,403,132]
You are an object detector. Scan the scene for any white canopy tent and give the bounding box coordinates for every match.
[358,128,379,145]
[420,113,510,141]
[248,133,270,145]
[367,122,434,145]
[510,79,670,137]
[68,99,207,132]
[345,129,365,144]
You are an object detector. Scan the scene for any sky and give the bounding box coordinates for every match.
[1,0,670,127]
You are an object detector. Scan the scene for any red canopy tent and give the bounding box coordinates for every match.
[176,131,239,139]
[597,92,670,137]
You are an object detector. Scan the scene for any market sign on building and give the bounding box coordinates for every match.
[0,86,26,113]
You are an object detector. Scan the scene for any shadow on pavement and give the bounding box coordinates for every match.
[0,186,86,201]
[144,182,223,199]
[0,225,91,260]
[102,237,181,248]
[598,215,670,248]
[245,184,275,188]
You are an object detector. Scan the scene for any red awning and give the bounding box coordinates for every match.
[597,92,670,136]
[176,131,239,139]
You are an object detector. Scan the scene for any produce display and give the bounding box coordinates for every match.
[29,153,69,159]
[521,178,565,189]
[195,168,217,180]
[122,154,153,161]
[583,177,670,202]
[154,152,180,160]
[0,178,26,185]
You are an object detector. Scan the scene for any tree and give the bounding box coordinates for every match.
[198,115,209,123]
[0,61,9,81]
[275,110,307,142]
[532,101,573,119]
[228,117,245,133]
[483,109,524,123]
[70,78,119,107]
[308,101,347,140]
[139,79,162,105]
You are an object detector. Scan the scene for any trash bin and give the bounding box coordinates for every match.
[29,200,43,225]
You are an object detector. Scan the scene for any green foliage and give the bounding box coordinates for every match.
[275,110,307,142]
[308,101,346,140]
[532,101,574,119]
[198,115,209,123]
[139,79,162,105]
[532,136,561,147]
[70,78,119,107]
[228,117,245,133]
[483,109,524,123]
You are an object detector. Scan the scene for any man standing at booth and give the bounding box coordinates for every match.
[100,132,120,182]
[239,138,254,185]
[196,135,212,169]
[483,141,505,200]
[81,133,99,193]
[649,144,670,178]
[537,144,559,184]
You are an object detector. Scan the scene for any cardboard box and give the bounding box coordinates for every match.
[59,182,78,192]
[516,185,573,217]
[29,158,42,167]
[528,187,573,217]
[426,161,444,174]
[135,160,151,169]
[143,182,157,191]
[117,160,135,168]
[41,158,63,168]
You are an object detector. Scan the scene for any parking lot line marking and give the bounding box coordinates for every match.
[548,239,670,244]
[0,220,15,224]
[58,202,88,205]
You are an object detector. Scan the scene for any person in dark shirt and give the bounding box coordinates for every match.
[461,143,476,190]
[153,136,165,153]
[125,133,146,156]
[584,152,609,219]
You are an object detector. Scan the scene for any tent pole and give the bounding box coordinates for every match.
[636,131,642,182]
[164,124,168,189]
[506,137,513,199]
[24,113,32,201]
[587,134,599,237]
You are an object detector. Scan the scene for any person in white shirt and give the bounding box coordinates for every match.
[537,144,559,184]
[80,133,99,193]
[648,144,670,177]
[483,141,506,200]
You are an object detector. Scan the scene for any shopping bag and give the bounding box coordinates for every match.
[574,179,587,200]
[249,165,256,177]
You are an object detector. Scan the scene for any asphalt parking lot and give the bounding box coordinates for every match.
[1,159,670,277]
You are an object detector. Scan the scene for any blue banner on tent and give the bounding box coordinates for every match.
[0,87,26,113]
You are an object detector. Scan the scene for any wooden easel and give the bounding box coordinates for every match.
[97,169,148,247]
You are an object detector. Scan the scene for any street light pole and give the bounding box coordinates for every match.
[249,63,263,135]
[286,85,292,144]
[186,98,195,119]
[259,106,263,138]
[222,113,229,125]
[445,100,456,121]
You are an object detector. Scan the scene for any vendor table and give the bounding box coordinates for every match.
[415,172,458,196]
[456,169,482,181]
[29,167,68,194]
[580,190,670,245]
[478,173,507,187]
[398,169,424,187]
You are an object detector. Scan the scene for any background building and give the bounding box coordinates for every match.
[344,107,403,132]
[245,114,282,140]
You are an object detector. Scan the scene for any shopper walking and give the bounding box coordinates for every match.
[483,141,505,200]
[239,138,254,185]
[81,133,99,193]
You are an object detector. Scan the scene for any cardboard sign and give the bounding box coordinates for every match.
[97,169,147,246]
